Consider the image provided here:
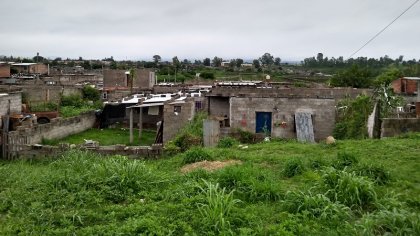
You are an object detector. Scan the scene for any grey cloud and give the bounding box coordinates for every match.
[0,0,419,60]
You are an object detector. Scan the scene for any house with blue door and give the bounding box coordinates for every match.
[206,85,370,142]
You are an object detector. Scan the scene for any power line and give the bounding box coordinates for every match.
[348,0,419,58]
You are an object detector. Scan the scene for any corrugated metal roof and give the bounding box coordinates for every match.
[126,103,164,108]
[12,63,37,66]
[403,77,420,81]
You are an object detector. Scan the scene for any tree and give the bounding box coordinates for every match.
[153,55,161,64]
[274,57,281,66]
[172,56,181,82]
[212,56,223,67]
[236,58,244,68]
[317,53,324,62]
[259,53,274,66]
[203,58,211,66]
[330,64,372,88]
[82,60,91,69]
[252,59,260,69]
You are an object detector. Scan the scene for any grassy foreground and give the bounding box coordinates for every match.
[0,134,419,235]
[42,128,156,146]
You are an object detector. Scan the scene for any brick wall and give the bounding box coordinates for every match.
[163,99,195,142]
[11,111,97,144]
[381,118,420,138]
[0,93,22,116]
[392,78,418,95]
[230,97,336,141]
[0,64,10,78]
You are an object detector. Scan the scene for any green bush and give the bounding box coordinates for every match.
[333,95,373,139]
[235,129,254,144]
[61,94,83,108]
[283,158,305,178]
[183,147,213,164]
[200,71,215,80]
[82,86,100,101]
[217,137,238,148]
[30,102,58,112]
[174,133,202,152]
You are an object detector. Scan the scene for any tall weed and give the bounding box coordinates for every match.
[197,180,241,234]
[282,190,352,222]
[319,167,377,210]
[283,158,305,178]
[356,208,420,235]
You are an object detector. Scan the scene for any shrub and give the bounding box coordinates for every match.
[200,71,215,80]
[61,94,83,108]
[30,102,58,112]
[283,159,305,178]
[235,129,254,144]
[174,133,202,152]
[82,86,100,101]
[183,147,212,164]
[217,137,238,148]
[319,168,377,210]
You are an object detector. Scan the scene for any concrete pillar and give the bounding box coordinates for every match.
[129,108,133,143]
[138,107,143,141]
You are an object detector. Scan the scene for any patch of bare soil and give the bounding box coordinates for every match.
[181,160,242,173]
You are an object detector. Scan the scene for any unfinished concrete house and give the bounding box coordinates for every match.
[103,69,156,101]
[206,86,371,142]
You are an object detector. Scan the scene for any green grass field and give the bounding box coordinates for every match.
[42,128,156,146]
[1,133,419,235]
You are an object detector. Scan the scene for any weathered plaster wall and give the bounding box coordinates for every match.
[12,111,96,144]
[230,97,335,141]
[163,100,195,143]
[381,118,420,138]
[0,93,22,116]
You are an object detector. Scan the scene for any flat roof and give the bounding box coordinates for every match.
[127,103,164,108]
[12,63,37,66]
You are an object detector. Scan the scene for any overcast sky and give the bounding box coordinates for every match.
[0,0,419,61]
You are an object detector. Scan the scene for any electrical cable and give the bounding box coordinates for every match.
[348,0,419,58]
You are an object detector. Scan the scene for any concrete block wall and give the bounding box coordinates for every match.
[163,99,195,142]
[13,111,97,144]
[0,93,22,116]
[208,97,230,118]
[209,87,371,100]
[230,97,335,141]
[381,118,420,138]
[20,85,82,105]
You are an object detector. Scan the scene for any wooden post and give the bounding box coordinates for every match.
[129,108,133,144]
[138,107,143,142]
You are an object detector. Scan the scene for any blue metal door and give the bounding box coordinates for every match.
[256,112,272,134]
